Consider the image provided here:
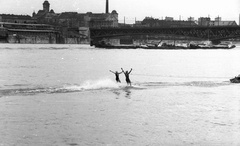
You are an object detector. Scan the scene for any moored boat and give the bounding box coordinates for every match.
[189,41,236,49]
[93,40,236,49]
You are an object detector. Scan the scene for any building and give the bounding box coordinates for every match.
[33,0,51,17]
[215,16,221,22]
[58,12,85,28]
[198,16,237,26]
[198,17,211,26]
[0,14,36,24]
[165,17,174,21]
[56,11,118,28]
[141,17,198,27]
[1,0,118,28]
[87,10,118,28]
[33,0,59,24]
[209,21,237,26]
[188,17,194,22]
[33,0,118,28]
[0,0,119,44]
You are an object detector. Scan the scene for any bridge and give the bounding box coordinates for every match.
[90,26,240,44]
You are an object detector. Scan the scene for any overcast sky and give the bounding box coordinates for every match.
[0,0,239,24]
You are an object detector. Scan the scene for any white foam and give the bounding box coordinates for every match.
[64,78,120,91]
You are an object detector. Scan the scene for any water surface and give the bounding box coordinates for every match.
[0,44,240,146]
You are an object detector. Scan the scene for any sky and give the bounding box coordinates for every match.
[0,0,239,24]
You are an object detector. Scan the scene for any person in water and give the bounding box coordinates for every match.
[121,68,133,86]
[109,70,123,83]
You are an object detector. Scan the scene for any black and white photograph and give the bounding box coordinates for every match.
[0,0,240,145]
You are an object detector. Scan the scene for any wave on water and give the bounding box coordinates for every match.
[0,79,121,97]
[0,79,234,97]
[181,81,231,87]
[64,79,120,91]
[136,80,232,88]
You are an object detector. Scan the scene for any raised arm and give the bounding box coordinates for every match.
[129,68,133,74]
[121,68,124,72]
[109,70,115,74]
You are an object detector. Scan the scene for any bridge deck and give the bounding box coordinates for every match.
[90,26,240,41]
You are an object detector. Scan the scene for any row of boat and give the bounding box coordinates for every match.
[94,40,236,49]
[140,41,236,49]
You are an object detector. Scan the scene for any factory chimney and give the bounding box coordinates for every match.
[106,0,109,13]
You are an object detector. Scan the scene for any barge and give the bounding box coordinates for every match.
[94,41,236,49]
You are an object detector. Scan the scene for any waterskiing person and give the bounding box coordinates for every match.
[109,70,123,83]
[121,68,132,86]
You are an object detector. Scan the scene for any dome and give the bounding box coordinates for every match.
[49,9,55,13]
[111,10,118,14]
[86,12,93,15]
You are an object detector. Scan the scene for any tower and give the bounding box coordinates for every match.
[32,11,36,17]
[43,0,50,12]
[106,0,109,14]
[239,14,240,26]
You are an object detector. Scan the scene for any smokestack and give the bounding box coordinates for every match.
[106,0,109,13]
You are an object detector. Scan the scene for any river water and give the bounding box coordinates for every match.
[0,44,240,146]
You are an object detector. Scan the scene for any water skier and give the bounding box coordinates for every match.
[121,68,132,86]
[109,70,123,83]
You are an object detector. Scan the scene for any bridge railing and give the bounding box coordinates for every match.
[90,25,240,30]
